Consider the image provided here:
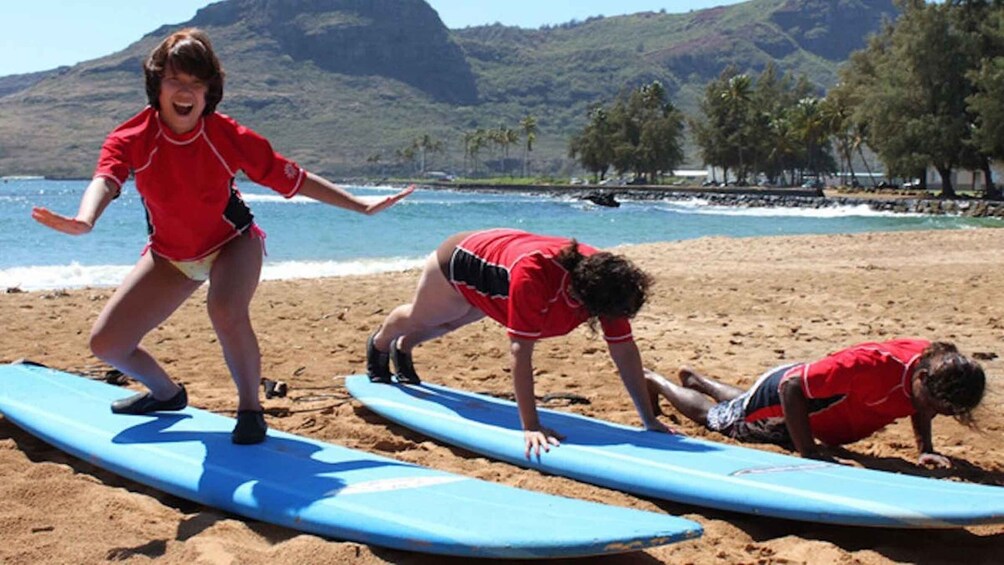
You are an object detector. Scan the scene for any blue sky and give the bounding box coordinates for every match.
[0,0,746,77]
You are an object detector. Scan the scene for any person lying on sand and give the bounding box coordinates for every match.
[645,339,985,467]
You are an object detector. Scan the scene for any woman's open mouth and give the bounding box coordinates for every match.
[173,102,194,116]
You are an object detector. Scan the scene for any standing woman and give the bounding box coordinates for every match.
[368,228,670,457]
[31,28,412,444]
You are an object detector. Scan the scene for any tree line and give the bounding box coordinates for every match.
[572,0,1004,198]
[379,116,539,179]
[834,0,1004,198]
[389,1,1004,198]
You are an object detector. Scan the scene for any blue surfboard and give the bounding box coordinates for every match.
[345,375,1004,528]
[0,363,701,558]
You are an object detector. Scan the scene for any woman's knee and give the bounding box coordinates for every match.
[378,304,418,337]
[206,295,251,332]
[88,324,134,363]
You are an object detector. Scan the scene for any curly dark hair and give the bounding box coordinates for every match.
[918,341,985,426]
[555,240,653,323]
[144,28,225,116]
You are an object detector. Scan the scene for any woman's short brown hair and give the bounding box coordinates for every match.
[144,28,224,115]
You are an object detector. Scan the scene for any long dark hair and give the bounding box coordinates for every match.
[555,240,652,322]
[918,341,985,426]
[144,28,225,115]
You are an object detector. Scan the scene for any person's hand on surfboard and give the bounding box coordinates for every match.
[31,207,94,235]
[525,426,563,459]
[355,184,415,215]
[918,451,952,469]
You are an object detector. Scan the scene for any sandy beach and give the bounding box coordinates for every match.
[1,228,1003,564]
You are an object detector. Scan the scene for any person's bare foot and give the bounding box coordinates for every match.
[678,366,702,389]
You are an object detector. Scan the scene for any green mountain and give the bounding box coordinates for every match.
[0,0,897,178]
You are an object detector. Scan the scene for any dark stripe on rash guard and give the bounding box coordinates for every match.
[745,368,845,423]
[223,185,254,231]
[451,247,510,298]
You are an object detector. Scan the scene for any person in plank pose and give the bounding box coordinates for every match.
[367,228,670,457]
[645,339,985,467]
[32,28,412,445]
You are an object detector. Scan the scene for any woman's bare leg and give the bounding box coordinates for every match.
[644,369,717,426]
[207,232,263,412]
[395,307,485,352]
[373,251,476,352]
[90,252,201,399]
[678,366,745,402]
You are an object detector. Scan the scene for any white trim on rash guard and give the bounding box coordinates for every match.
[869,354,917,408]
[161,119,205,146]
[93,174,123,193]
[799,345,919,401]
[133,145,159,175]
[142,198,156,242]
[902,352,921,380]
[795,363,814,399]
[202,132,237,178]
[542,257,579,309]
[603,332,634,343]
[507,327,542,339]
[864,383,908,408]
[284,168,306,197]
[220,206,238,230]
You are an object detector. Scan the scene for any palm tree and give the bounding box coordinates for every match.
[720,74,753,182]
[490,123,519,175]
[469,129,488,176]
[503,127,519,175]
[846,120,878,188]
[789,97,829,180]
[821,92,858,186]
[414,134,443,174]
[766,115,799,186]
[519,114,538,177]
[461,131,475,175]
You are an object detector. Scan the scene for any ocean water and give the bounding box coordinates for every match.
[1,178,1000,291]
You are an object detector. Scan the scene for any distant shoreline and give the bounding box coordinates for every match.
[26,176,1004,218]
[414,181,1004,218]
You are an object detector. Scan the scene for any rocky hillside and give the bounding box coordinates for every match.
[188,0,476,104]
[0,0,898,178]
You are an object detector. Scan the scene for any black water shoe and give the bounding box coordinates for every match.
[366,333,393,383]
[390,339,422,385]
[232,410,268,445]
[111,384,187,415]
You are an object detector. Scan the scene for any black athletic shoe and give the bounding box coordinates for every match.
[366,333,393,383]
[111,384,187,415]
[390,339,422,385]
[232,410,268,445]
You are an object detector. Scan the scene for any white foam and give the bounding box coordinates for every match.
[239,193,317,204]
[0,257,425,292]
[658,199,923,218]
[0,262,132,292]
[260,257,424,280]
[240,184,421,205]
